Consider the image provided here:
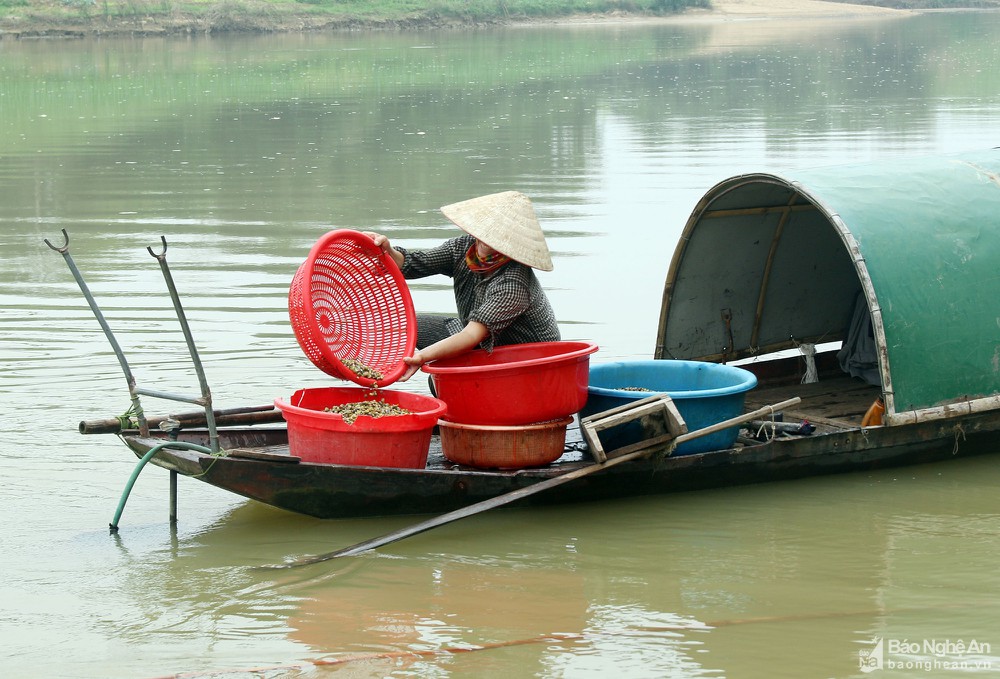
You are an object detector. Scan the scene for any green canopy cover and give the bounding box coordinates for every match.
[656,149,1000,425]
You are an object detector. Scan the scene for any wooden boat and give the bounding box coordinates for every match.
[79,149,1000,521]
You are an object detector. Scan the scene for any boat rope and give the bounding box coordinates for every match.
[116,404,139,432]
[953,423,966,454]
[650,440,676,467]
[109,440,215,533]
[751,404,781,441]
[753,422,771,440]
[191,449,229,478]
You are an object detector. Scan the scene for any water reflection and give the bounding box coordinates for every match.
[90,458,1000,678]
[288,557,590,672]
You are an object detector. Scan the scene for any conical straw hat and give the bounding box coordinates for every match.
[440,191,554,271]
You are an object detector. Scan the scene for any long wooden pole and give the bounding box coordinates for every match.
[79,404,282,435]
[282,397,801,567]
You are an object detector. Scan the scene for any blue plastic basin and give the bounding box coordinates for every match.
[582,360,758,455]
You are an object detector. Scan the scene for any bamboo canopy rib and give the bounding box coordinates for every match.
[655,149,1000,426]
[749,192,799,351]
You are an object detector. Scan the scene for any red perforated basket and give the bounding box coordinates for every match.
[289,230,416,387]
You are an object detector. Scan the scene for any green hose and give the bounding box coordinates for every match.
[109,441,214,532]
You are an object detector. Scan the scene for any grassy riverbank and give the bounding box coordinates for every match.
[0,0,708,37]
[0,0,997,37]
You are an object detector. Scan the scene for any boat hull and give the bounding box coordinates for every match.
[123,407,1000,519]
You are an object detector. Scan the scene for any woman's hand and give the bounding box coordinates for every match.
[362,231,405,268]
[362,231,390,251]
[399,350,425,382]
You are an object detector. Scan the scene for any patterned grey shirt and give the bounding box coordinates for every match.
[397,234,560,351]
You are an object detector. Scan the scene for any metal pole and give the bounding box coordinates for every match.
[147,237,220,454]
[44,230,149,436]
[169,470,178,524]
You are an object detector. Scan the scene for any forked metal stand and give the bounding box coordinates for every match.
[45,230,220,530]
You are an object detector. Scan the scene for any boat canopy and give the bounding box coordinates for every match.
[655,149,1000,426]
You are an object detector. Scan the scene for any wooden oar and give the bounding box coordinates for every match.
[281,397,801,567]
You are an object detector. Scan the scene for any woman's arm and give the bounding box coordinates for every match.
[399,321,489,381]
[365,232,468,279]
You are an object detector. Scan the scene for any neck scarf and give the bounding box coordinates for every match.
[465,243,511,273]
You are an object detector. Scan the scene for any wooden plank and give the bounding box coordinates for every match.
[228,446,300,463]
[747,374,880,425]
[780,411,855,431]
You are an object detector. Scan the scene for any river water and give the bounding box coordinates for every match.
[3,11,1000,678]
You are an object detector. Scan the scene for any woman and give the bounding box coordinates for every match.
[367,190,560,381]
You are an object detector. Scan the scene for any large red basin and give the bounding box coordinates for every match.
[275,387,446,468]
[421,341,598,426]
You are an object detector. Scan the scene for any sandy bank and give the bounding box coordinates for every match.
[696,0,905,20]
[538,0,909,28]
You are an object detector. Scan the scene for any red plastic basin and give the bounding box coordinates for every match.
[421,341,599,426]
[274,387,447,468]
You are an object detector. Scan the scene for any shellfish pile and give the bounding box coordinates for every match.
[341,358,384,382]
[324,398,412,425]
[324,358,414,424]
